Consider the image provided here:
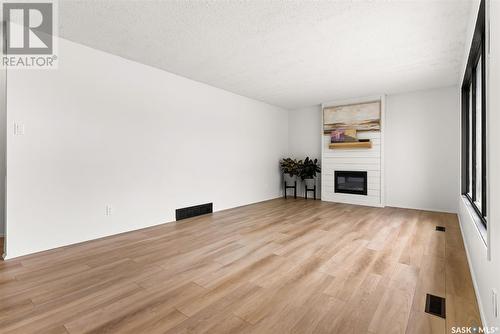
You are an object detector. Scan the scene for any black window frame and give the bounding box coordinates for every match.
[461,0,487,228]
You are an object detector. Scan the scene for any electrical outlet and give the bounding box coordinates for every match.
[105,205,112,216]
[14,122,25,136]
[493,289,498,318]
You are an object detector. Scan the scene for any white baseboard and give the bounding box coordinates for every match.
[457,212,489,328]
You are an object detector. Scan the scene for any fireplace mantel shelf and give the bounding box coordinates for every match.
[329,141,372,149]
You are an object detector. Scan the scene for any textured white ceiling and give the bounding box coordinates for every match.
[59,0,472,109]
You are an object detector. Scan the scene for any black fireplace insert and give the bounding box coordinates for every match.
[334,171,368,195]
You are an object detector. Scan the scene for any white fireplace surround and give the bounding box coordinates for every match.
[321,95,385,207]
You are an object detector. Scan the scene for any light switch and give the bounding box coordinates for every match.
[105,205,112,216]
[14,122,25,136]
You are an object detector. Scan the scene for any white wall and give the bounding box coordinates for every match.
[0,20,5,237]
[385,87,459,213]
[5,37,288,259]
[0,69,5,238]
[287,106,322,197]
[288,106,321,159]
[457,0,500,329]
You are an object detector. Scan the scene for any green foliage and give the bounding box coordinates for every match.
[279,158,301,176]
[280,157,321,179]
[299,157,321,180]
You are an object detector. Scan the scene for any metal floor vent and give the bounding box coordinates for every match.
[436,226,446,232]
[176,203,213,221]
[425,294,446,318]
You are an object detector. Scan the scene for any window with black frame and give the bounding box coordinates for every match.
[461,0,487,227]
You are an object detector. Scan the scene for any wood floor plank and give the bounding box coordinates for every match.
[64,282,205,334]
[0,198,481,333]
[405,311,445,334]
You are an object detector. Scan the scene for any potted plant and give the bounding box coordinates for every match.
[299,157,321,188]
[280,158,301,184]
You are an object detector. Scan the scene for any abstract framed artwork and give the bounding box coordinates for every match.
[323,101,381,133]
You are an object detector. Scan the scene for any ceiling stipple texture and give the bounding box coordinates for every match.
[59,0,472,109]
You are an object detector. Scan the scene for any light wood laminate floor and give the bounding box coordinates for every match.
[0,199,481,334]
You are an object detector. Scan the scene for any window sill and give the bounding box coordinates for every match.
[461,195,487,246]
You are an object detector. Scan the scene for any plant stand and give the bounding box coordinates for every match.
[284,181,297,199]
[304,185,317,200]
